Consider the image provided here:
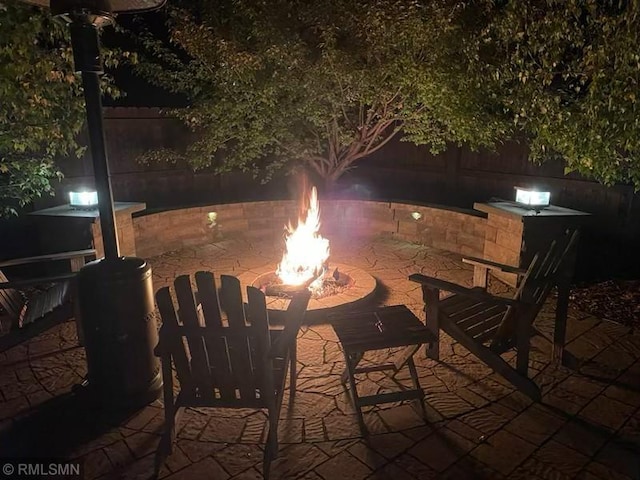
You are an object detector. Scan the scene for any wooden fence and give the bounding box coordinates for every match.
[34,107,640,241]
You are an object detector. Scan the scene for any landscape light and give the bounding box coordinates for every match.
[69,190,99,208]
[514,187,550,208]
[207,212,218,228]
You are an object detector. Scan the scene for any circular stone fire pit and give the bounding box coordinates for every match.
[238,262,377,323]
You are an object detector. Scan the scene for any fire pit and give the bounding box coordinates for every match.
[238,262,377,323]
[255,266,352,300]
[238,186,377,322]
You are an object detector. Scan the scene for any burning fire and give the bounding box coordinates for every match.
[276,187,330,290]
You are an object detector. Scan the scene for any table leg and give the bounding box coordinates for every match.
[343,351,367,435]
[340,351,363,385]
[407,356,427,419]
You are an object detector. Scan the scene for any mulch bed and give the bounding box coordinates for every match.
[570,280,640,330]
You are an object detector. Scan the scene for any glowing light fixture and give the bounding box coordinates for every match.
[514,187,550,208]
[207,212,218,229]
[69,190,98,208]
[411,212,422,221]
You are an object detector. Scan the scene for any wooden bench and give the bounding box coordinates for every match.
[0,249,96,352]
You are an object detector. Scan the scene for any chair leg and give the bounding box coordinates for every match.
[155,402,182,479]
[263,405,279,480]
[426,328,439,360]
[516,320,531,376]
[162,361,177,453]
[422,287,440,360]
[289,343,297,401]
[263,452,271,480]
[154,360,179,479]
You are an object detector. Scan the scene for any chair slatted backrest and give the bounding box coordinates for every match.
[0,269,26,328]
[491,228,580,349]
[156,271,274,408]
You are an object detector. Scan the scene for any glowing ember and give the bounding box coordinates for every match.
[276,187,330,290]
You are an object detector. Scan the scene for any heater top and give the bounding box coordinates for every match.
[20,0,166,14]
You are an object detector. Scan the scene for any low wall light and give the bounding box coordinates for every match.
[411,212,422,221]
[69,190,99,209]
[207,212,218,229]
[514,187,550,209]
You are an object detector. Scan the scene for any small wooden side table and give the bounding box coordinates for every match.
[329,305,436,435]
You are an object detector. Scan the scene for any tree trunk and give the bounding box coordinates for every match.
[305,165,344,195]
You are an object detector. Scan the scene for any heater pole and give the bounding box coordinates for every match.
[69,19,120,259]
[13,0,166,409]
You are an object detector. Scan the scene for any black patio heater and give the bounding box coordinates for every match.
[21,0,165,407]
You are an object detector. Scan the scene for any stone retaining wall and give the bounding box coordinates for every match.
[133,200,487,259]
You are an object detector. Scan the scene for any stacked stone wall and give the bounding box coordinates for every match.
[133,200,488,259]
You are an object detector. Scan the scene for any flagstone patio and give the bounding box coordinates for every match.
[0,234,638,479]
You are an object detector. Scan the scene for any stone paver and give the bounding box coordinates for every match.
[0,235,639,479]
[469,429,536,475]
[315,450,371,479]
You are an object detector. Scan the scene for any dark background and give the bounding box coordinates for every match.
[2,106,638,284]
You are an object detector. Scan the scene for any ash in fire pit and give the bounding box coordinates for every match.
[238,262,377,323]
[256,267,353,300]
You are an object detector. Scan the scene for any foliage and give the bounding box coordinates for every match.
[469,0,640,187]
[132,0,510,184]
[0,2,125,216]
[133,0,640,188]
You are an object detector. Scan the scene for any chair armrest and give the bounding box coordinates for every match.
[269,290,311,359]
[0,249,96,268]
[408,273,518,306]
[0,273,76,290]
[462,256,528,276]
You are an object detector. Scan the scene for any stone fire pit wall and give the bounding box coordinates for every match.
[132,200,487,259]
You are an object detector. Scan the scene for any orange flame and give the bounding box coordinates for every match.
[276,187,330,289]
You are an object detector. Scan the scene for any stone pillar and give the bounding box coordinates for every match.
[30,202,146,259]
[474,202,590,287]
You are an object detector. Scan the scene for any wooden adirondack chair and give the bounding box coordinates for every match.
[0,249,96,352]
[409,228,579,401]
[154,271,311,479]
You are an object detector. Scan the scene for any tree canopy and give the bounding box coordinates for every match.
[471,0,640,187]
[133,0,640,189]
[133,0,510,184]
[0,2,123,216]
[5,0,636,211]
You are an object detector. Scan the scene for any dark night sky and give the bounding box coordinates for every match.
[102,66,187,108]
[101,10,188,108]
